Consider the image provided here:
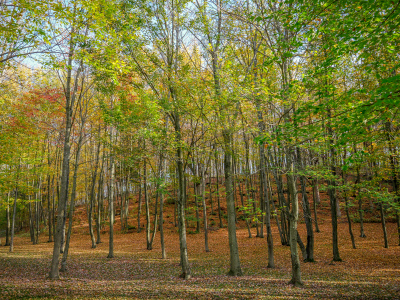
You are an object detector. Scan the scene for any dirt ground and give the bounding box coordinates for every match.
[1,204,399,300]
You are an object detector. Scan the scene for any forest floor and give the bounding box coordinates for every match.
[1,192,400,299]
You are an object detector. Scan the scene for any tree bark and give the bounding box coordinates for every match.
[144,159,152,250]
[215,149,223,228]
[60,127,84,272]
[137,168,142,233]
[224,130,243,276]
[159,152,167,259]
[313,179,321,233]
[108,127,115,259]
[327,109,342,262]
[48,23,80,278]
[96,167,104,244]
[10,185,18,253]
[200,164,210,252]
[260,145,274,267]
[5,192,10,246]
[89,139,101,249]
[287,161,303,286]
[174,113,191,279]
[297,149,314,262]
[385,121,400,246]
[342,165,356,249]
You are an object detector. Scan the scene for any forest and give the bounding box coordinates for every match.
[0,0,399,298]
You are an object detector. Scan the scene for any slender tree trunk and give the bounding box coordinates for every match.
[88,186,96,248]
[89,140,101,249]
[48,174,53,242]
[174,113,191,279]
[149,179,159,249]
[201,164,210,252]
[287,160,302,286]
[60,199,68,254]
[313,179,321,205]
[123,176,130,232]
[327,109,342,262]
[159,153,167,259]
[385,121,400,246]
[5,192,11,246]
[209,168,214,215]
[29,196,35,243]
[260,145,274,267]
[380,202,389,248]
[60,130,84,272]
[224,130,243,276]
[233,156,238,225]
[297,149,314,262]
[356,165,366,238]
[144,159,152,250]
[313,179,320,233]
[35,182,41,245]
[194,179,200,233]
[267,167,284,243]
[342,166,356,249]
[108,127,115,259]
[48,29,79,278]
[240,176,252,238]
[215,150,223,228]
[270,158,289,246]
[137,168,142,233]
[52,175,56,243]
[10,185,18,253]
[297,231,307,261]
[96,171,103,244]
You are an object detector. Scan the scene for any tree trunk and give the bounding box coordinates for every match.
[5,192,11,246]
[144,159,152,250]
[327,109,342,262]
[174,112,191,279]
[96,170,103,244]
[149,177,159,249]
[224,130,243,276]
[260,145,274,267]
[270,156,289,246]
[52,175,56,243]
[194,179,200,233]
[313,179,321,233]
[385,121,400,246]
[215,150,223,228]
[29,196,35,243]
[88,187,97,242]
[47,174,53,242]
[35,182,41,245]
[160,153,167,259]
[287,161,303,286]
[123,176,130,232]
[297,149,314,262]
[60,130,84,272]
[89,138,101,248]
[48,29,79,278]
[137,168,142,233]
[380,202,389,248]
[313,179,321,205]
[342,167,356,249]
[356,165,366,238]
[209,169,213,215]
[200,164,210,252]
[10,186,18,253]
[108,127,115,259]
[60,203,67,254]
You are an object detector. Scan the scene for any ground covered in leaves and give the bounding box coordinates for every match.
[1,206,400,299]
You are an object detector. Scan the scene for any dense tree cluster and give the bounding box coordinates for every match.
[0,0,399,285]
